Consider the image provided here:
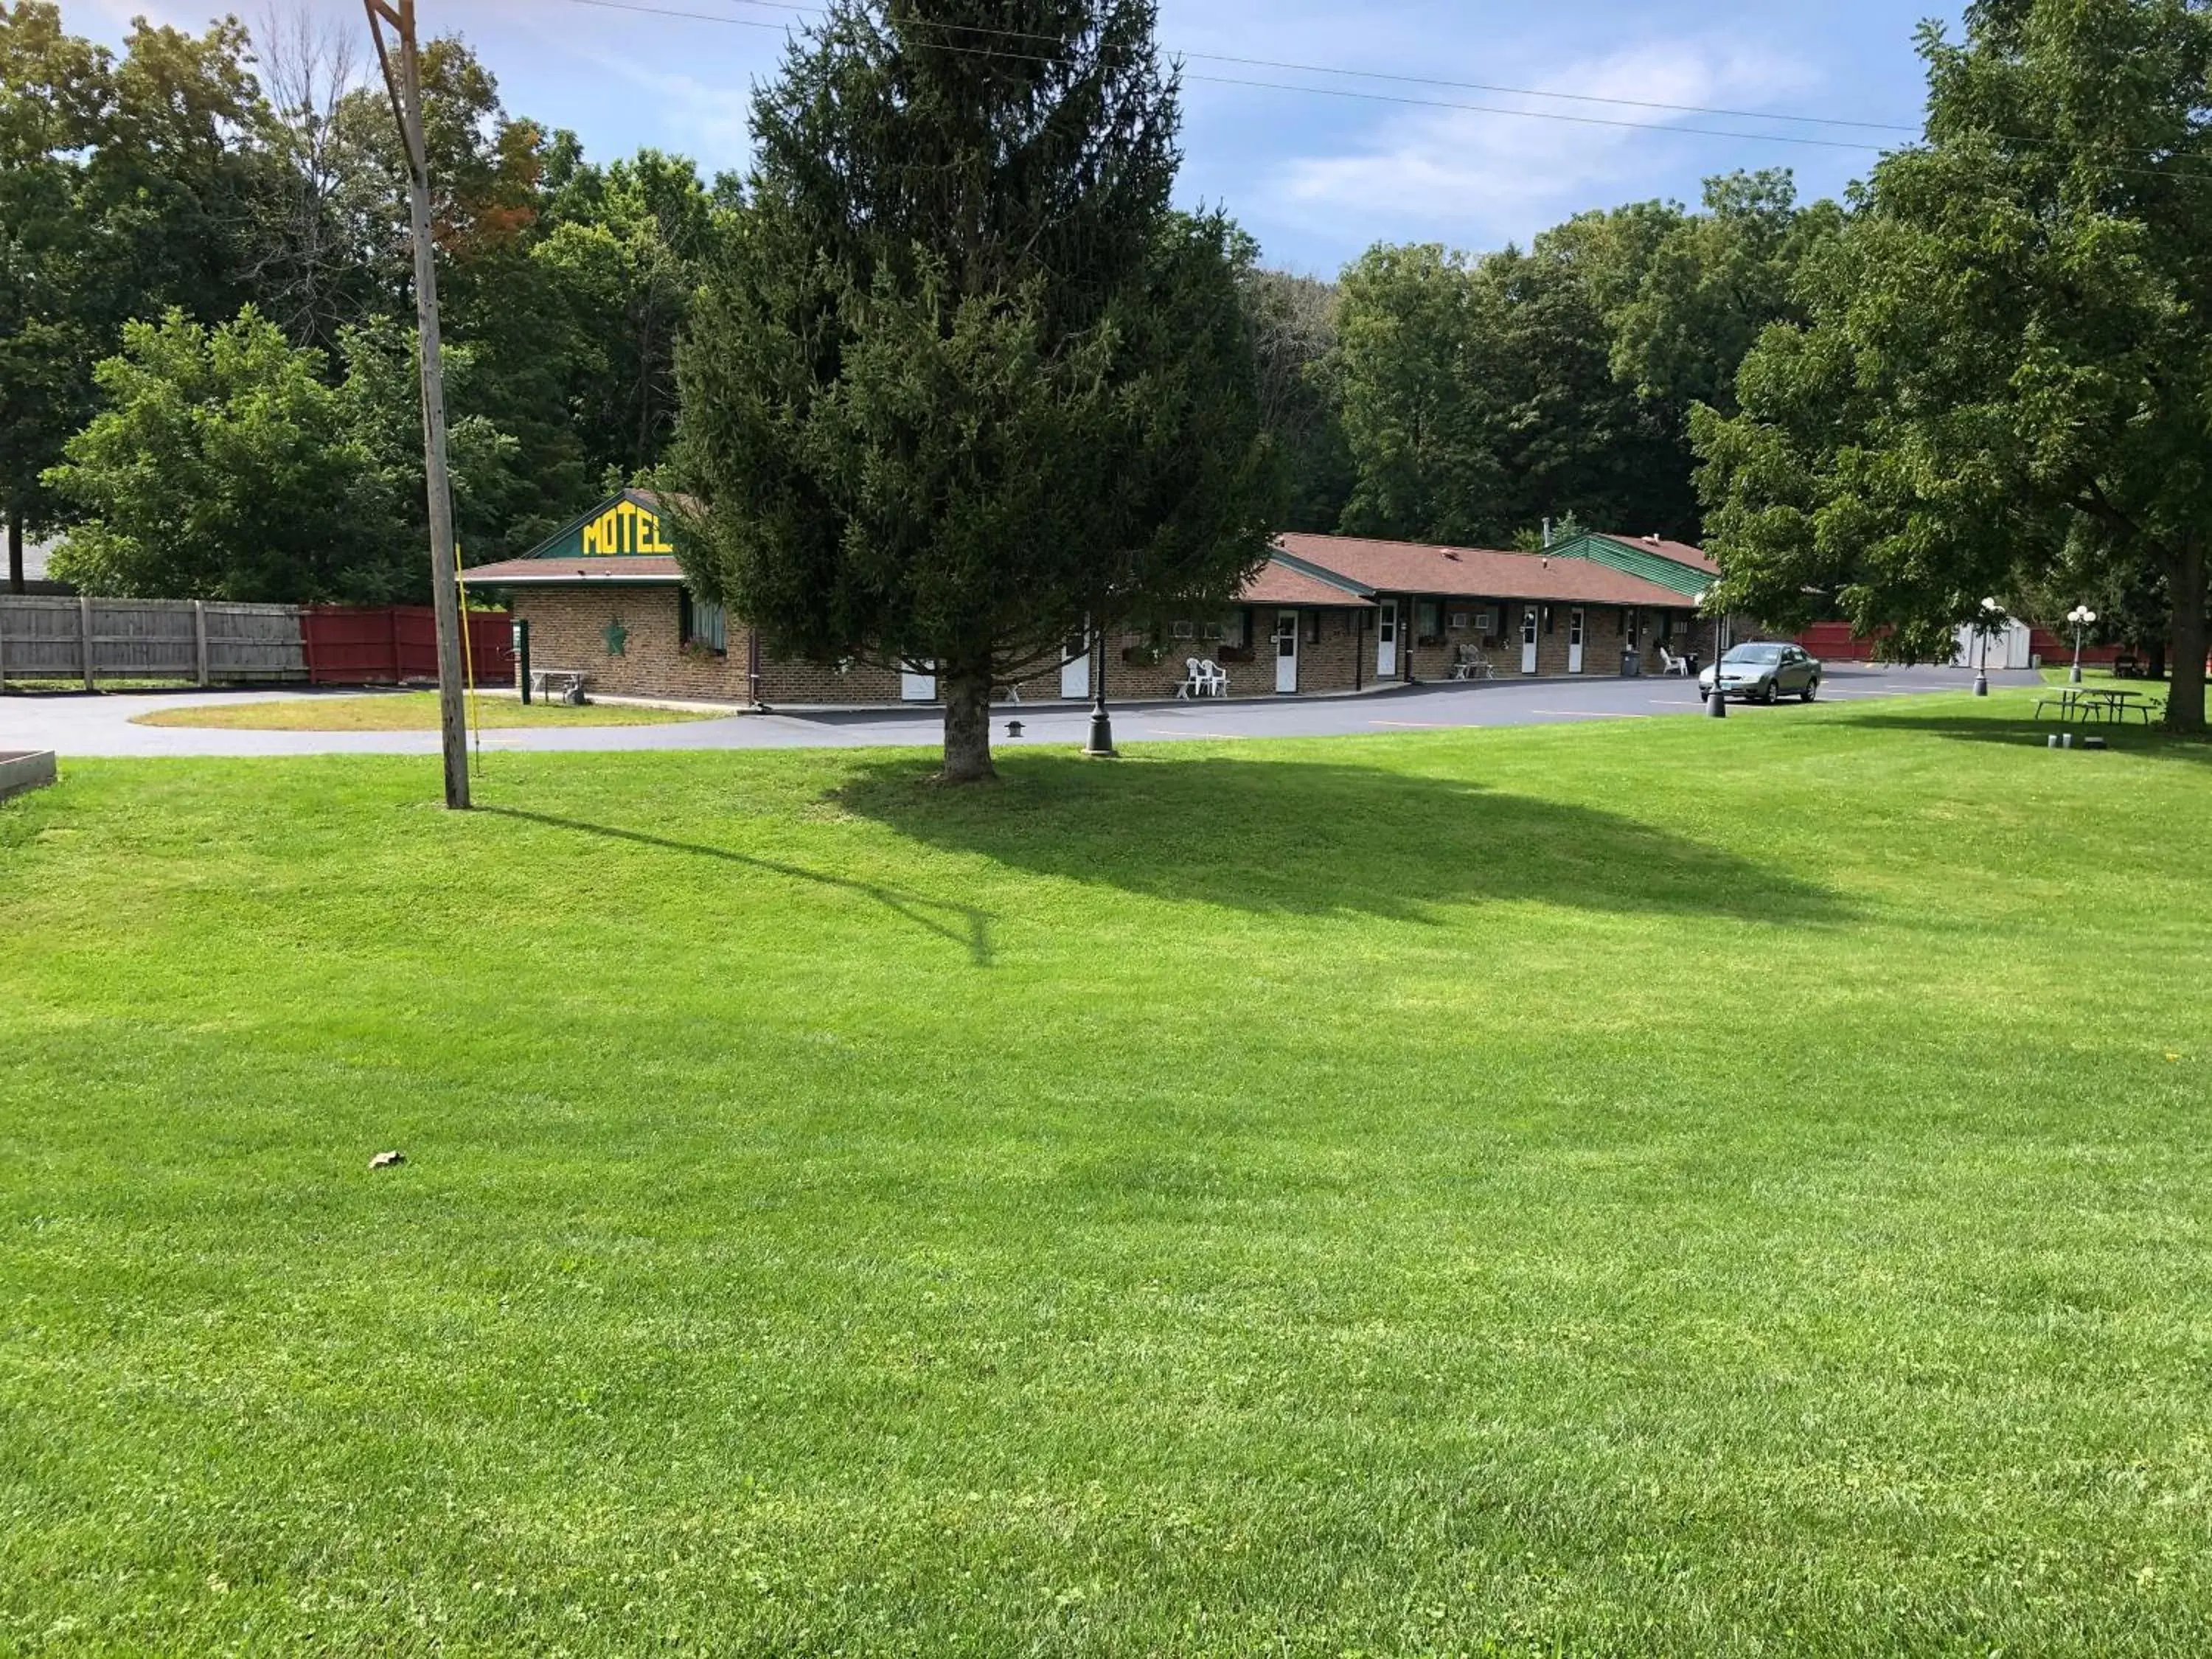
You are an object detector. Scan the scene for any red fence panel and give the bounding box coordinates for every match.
[1794,622,1883,662]
[1796,620,2130,667]
[2026,627,2120,667]
[302,605,513,686]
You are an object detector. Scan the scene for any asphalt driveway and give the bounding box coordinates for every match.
[1,663,2016,759]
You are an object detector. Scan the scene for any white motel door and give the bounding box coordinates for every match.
[1376,599,1399,678]
[1276,610,1299,693]
[1521,605,1540,674]
[1568,606,1586,674]
[900,660,937,701]
[1060,627,1091,698]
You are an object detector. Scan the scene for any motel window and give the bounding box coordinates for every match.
[1223,611,1249,649]
[1305,611,1321,644]
[1416,599,1441,641]
[679,589,727,655]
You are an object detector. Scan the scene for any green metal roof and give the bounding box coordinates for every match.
[1548,532,1712,597]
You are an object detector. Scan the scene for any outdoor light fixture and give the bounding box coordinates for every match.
[1698,588,1726,718]
[1082,619,1117,757]
[2067,604,2098,684]
[1975,597,2002,697]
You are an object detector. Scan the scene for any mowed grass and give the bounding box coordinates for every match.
[131,689,713,730]
[3,695,2210,1655]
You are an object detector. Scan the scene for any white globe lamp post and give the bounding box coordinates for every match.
[2067,605,2097,684]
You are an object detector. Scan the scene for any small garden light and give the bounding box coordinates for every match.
[1975,597,2002,697]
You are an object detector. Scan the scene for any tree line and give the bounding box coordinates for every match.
[2,0,734,599]
[2,0,1836,605]
[7,0,2205,739]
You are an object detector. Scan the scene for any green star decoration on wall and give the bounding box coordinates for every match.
[602,616,627,657]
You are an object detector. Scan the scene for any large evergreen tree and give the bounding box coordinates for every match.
[674,0,1273,780]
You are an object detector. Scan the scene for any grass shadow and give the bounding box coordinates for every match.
[483,806,995,965]
[832,754,1849,927]
[1849,710,2212,767]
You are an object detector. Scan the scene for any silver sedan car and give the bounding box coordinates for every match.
[1698,641,1823,703]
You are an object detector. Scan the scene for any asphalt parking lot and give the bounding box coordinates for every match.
[0,662,2023,759]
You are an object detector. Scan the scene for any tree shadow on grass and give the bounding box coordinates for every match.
[1848,709,2212,767]
[831,754,1850,927]
[482,807,995,965]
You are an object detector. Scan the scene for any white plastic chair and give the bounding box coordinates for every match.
[1200,660,1229,698]
[1657,646,1691,677]
[1178,658,1206,700]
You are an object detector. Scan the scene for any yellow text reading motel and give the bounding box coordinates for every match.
[583,499,675,556]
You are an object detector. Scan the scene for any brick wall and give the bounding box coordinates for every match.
[513,585,1698,706]
[1105,606,1368,699]
[1377,597,1701,682]
[516,588,752,701]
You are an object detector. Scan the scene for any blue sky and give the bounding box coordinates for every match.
[72,0,1964,274]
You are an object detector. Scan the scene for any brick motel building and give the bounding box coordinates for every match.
[460,490,1715,708]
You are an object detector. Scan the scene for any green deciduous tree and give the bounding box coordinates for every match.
[44,307,407,602]
[675,0,1273,781]
[1,1,109,590]
[1695,0,2212,731]
[1326,175,1837,552]
[1237,254,1352,533]
[538,146,734,486]
[1332,238,1684,545]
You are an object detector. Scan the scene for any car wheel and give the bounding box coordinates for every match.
[1761,679,1779,705]
[1803,678,1818,703]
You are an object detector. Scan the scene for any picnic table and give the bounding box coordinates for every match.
[530,667,590,705]
[2033,685,2160,725]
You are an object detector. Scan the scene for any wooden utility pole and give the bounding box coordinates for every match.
[365,0,470,809]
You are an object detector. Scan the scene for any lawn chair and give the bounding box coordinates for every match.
[1199,659,1231,698]
[1655,646,1691,678]
[1448,644,1494,681]
[1178,658,1207,700]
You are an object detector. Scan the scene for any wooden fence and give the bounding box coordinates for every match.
[0,597,303,688]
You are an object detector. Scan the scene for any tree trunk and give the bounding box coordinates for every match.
[2167,535,2208,734]
[2147,639,2168,681]
[939,665,996,782]
[6,509,22,596]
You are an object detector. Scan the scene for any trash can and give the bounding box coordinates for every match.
[1621,647,1641,677]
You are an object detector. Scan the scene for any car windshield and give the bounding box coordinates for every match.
[1724,644,1784,664]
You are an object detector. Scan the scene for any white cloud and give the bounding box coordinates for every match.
[1267,37,1820,247]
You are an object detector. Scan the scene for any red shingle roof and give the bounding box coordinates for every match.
[1272,534,1699,608]
[1238,557,1374,608]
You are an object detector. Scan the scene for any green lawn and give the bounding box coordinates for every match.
[3,695,2209,1654]
[131,690,713,730]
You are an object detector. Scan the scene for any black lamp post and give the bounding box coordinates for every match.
[1974,597,2000,697]
[1084,619,1116,757]
[1700,588,1727,717]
